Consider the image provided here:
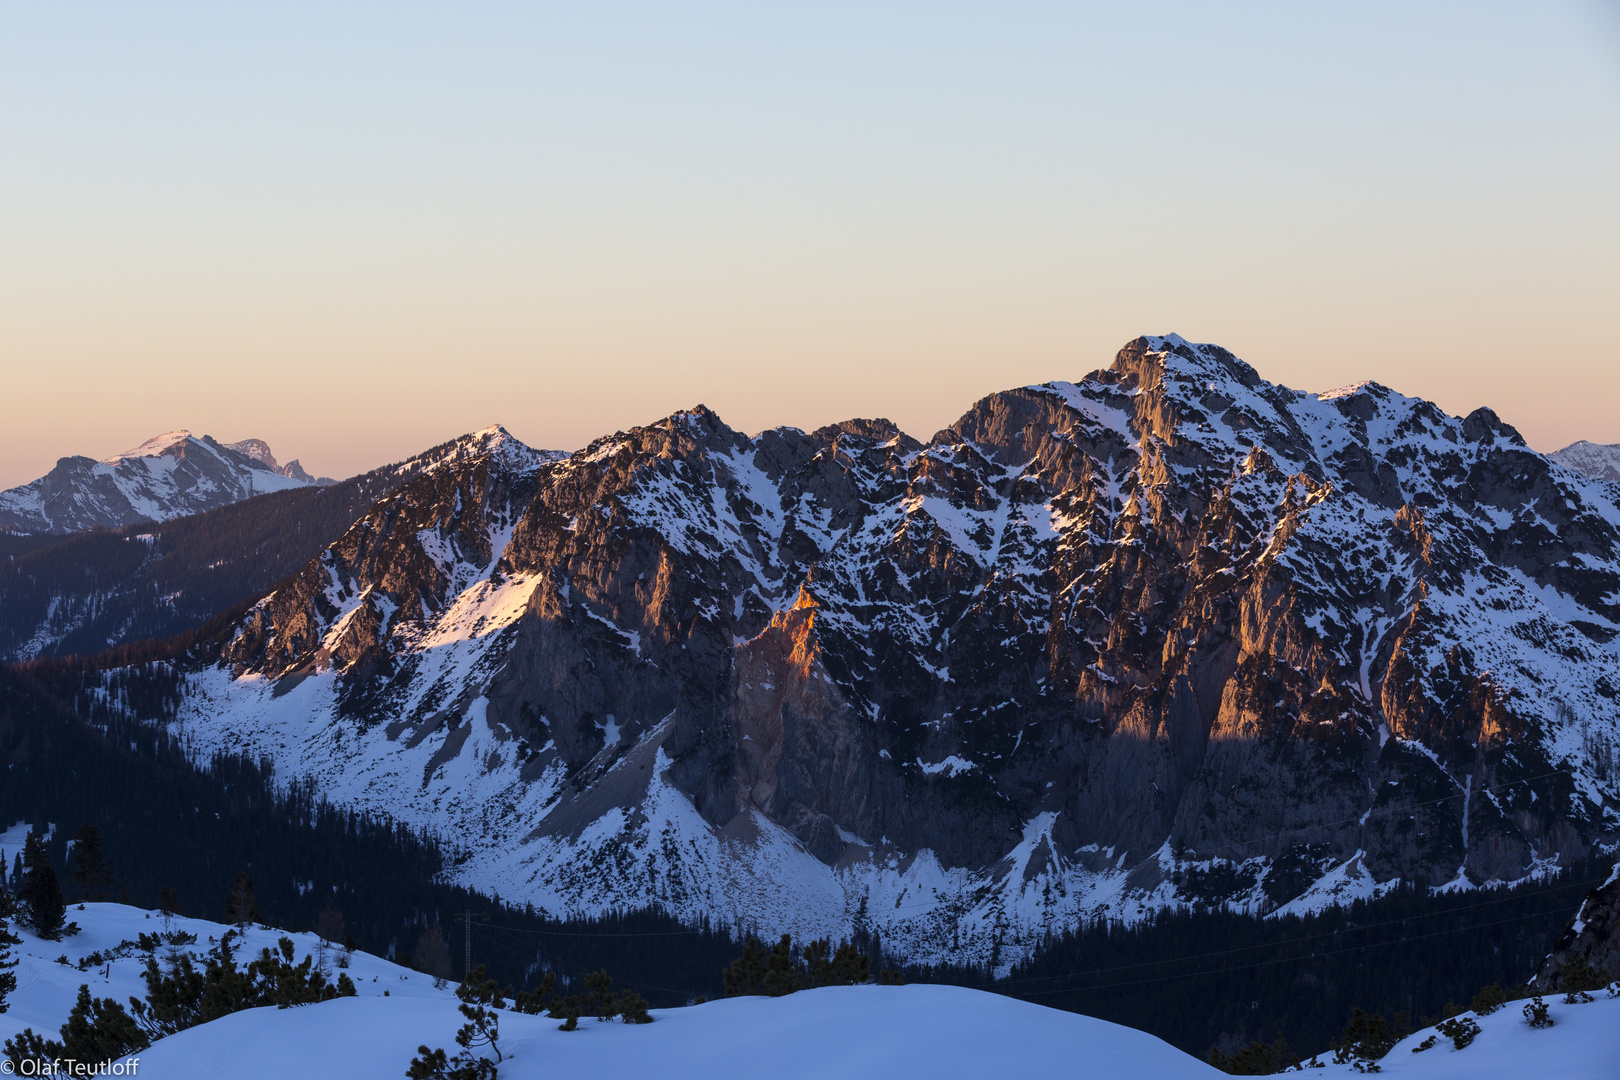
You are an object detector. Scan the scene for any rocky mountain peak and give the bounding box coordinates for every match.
[161,336,1620,969]
[1552,440,1620,483]
[103,429,198,464]
[0,430,320,534]
[223,437,281,470]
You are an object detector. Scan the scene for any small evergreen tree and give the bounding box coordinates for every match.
[18,834,67,941]
[1555,956,1609,996]
[68,824,113,902]
[615,987,653,1024]
[127,931,356,1041]
[1434,1016,1481,1049]
[721,936,767,996]
[1470,983,1507,1015]
[3,984,151,1069]
[1206,1031,1299,1075]
[407,965,504,1079]
[723,933,873,998]
[761,934,800,997]
[225,872,260,929]
[158,886,179,917]
[1329,1008,1409,1070]
[0,890,19,1014]
[511,972,556,1015]
[583,969,616,1020]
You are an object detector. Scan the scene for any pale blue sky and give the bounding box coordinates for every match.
[2,2,1617,484]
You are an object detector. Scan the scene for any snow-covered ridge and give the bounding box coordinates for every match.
[0,431,320,534]
[6,907,1213,1080]
[7,901,1614,1080]
[0,901,455,1057]
[158,335,1620,972]
[132,986,1229,1080]
[102,429,197,464]
[1551,440,1620,484]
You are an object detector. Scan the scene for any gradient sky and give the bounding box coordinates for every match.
[2,2,1617,487]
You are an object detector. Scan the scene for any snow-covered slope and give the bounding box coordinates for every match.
[155,336,1620,969]
[130,983,1221,1080]
[0,431,317,533]
[0,427,553,662]
[8,902,1613,1080]
[0,898,1220,1080]
[1551,440,1620,484]
[1302,991,1619,1080]
[0,902,452,1053]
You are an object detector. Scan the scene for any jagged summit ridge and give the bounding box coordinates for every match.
[222,437,335,485]
[1552,440,1620,484]
[0,430,324,534]
[160,336,1619,969]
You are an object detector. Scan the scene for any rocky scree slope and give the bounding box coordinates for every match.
[164,338,1620,967]
[0,430,317,534]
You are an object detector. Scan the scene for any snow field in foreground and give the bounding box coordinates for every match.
[1,902,452,1053]
[128,985,1225,1080]
[5,902,1616,1079]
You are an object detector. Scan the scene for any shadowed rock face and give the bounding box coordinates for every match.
[199,338,1619,951]
[1534,859,1620,991]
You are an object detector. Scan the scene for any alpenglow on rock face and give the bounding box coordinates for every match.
[168,338,1620,968]
[0,430,320,533]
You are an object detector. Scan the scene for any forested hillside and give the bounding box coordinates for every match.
[0,663,738,1003]
[0,434,528,661]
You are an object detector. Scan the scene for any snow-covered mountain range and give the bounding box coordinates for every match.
[145,336,1619,969]
[0,431,327,534]
[0,431,525,662]
[1551,441,1620,484]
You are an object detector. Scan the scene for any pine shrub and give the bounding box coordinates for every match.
[1434,1016,1480,1050]
[1470,983,1507,1015]
[1205,1030,1299,1074]
[1522,996,1553,1029]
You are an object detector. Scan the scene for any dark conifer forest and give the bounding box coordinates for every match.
[0,663,738,1006]
[0,452,442,662]
[901,864,1603,1058]
[3,653,1597,1058]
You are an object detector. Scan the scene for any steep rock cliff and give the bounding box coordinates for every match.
[166,337,1620,966]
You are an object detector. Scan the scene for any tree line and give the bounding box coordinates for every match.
[902,858,1609,1062]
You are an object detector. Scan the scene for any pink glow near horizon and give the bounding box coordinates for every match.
[3,3,1617,488]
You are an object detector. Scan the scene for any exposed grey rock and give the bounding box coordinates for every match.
[169,337,1620,965]
[1551,440,1620,484]
[1534,858,1620,990]
[0,431,321,533]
